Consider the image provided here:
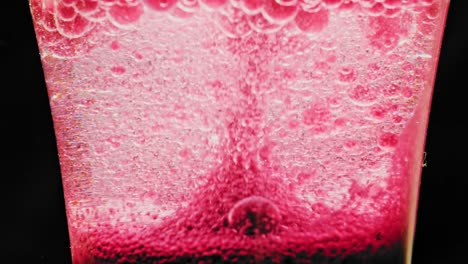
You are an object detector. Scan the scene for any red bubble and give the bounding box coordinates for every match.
[110,41,119,50]
[75,0,99,14]
[199,0,229,9]
[108,2,144,25]
[378,132,398,148]
[424,2,440,20]
[111,65,127,74]
[178,0,199,11]
[168,6,196,20]
[63,0,79,5]
[338,0,357,11]
[384,7,401,17]
[239,0,264,13]
[348,85,378,105]
[382,84,400,97]
[322,0,342,8]
[57,2,77,21]
[294,8,329,33]
[262,0,297,23]
[338,66,357,83]
[144,0,178,11]
[364,2,385,16]
[401,87,413,98]
[370,105,387,119]
[383,0,402,7]
[56,13,94,38]
[302,102,331,126]
[393,115,403,123]
[247,13,283,34]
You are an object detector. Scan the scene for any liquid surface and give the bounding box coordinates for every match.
[29,0,449,263]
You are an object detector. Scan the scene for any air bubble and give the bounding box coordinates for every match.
[215,12,252,38]
[424,2,440,20]
[383,7,401,17]
[247,13,283,34]
[337,66,357,83]
[55,13,94,38]
[239,0,263,13]
[360,0,377,8]
[57,1,77,21]
[363,3,385,16]
[111,65,127,74]
[75,0,99,15]
[378,132,398,148]
[262,0,298,24]
[370,105,387,119]
[302,103,331,126]
[302,0,322,13]
[144,0,178,11]
[382,0,402,8]
[294,8,329,33]
[200,0,229,9]
[178,0,199,11]
[110,41,120,50]
[228,196,281,236]
[108,2,144,26]
[276,0,298,7]
[382,84,400,97]
[63,0,77,6]
[348,85,378,106]
[401,87,413,98]
[168,6,196,20]
[322,0,342,8]
[338,0,357,11]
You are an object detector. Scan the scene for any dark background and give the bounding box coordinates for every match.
[1,1,467,263]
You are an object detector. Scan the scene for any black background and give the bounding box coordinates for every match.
[1,1,467,263]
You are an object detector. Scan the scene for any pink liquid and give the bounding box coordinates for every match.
[29,0,449,263]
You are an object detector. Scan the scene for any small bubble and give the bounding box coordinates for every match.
[334,118,346,127]
[344,139,357,149]
[401,87,413,98]
[133,52,143,60]
[383,0,402,8]
[364,2,385,16]
[239,0,263,13]
[393,115,403,123]
[348,85,378,106]
[288,119,300,129]
[370,105,387,119]
[144,0,178,11]
[322,0,342,8]
[110,41,120,50]
[338,66,357,83]
[425,2,440,20]
[179,148,192,158]
[302,103,331,126]
[297,172,312,183]
[378,132,398,147]
[247,13,283,34]
[199,0,229,9]
[111,65,126,75]
[382,84,400,97]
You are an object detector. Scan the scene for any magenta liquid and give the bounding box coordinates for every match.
[29,0,449,263]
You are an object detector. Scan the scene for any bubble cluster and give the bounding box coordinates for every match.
[30,0,445,57]
[31,0,450,262]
